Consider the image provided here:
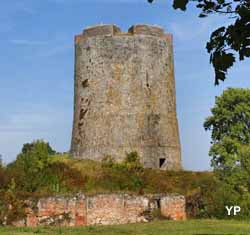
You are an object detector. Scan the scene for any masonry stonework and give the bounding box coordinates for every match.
[14,194,186,227]
[71,24,182,170]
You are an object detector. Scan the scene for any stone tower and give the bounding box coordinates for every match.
[71,24,182,170]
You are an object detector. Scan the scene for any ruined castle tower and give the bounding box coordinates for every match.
[71,24,182,170]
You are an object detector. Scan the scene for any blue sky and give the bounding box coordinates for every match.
[0,0,249,170]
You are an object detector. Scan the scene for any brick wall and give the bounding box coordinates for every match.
[25,194,87,227]
[160,195,186,220]
[13,193,186,227]
[86,194,149,225]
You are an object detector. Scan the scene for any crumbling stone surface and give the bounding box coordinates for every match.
[86,194,149,225]
[25,194,87,227]
[160,195,186,220]
[71,24,182,170]
[14,193,186,227]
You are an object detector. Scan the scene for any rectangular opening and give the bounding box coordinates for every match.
[159,158,166,168]
[156,199,161,209]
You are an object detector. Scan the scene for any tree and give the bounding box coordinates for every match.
[0,155,6,188]
[16,140,55,172]
[204,88,250,169]
[204,88,250,217]
[21,141,56,155]
[148,0,250,85]
[7,140,56,192]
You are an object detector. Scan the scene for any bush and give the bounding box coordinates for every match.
[0,179,26,225]
[100,152,144,192]
[1,141,219,222]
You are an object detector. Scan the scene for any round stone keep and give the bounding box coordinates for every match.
[71,24,182,170]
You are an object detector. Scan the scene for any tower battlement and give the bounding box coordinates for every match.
[75,24,172,43]
[128,24,164,36]
[71,24,182,170]
[83,24,121,37]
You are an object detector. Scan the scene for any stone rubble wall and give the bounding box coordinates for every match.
[160,195,186,220]
[71,24,182,171]
[25,194,87,227]
[86,194,150,225]
[14,193,186,227]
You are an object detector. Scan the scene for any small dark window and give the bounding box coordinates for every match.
[156,199,160,209]
[159,158,166,168]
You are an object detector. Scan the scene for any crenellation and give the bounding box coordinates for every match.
[83,24,121,37]
[128,24,164,37]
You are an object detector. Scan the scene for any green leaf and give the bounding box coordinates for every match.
[173,0,189,11]
[199,13,208,18]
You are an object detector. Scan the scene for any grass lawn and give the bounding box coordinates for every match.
[1,220,250,235]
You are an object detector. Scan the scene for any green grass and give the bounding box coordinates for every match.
[1,220,250,235]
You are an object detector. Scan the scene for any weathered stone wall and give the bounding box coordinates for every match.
[71,24,182,170]
[86,194,149,225]
[14,194,186,227]
[160,195,186,220]
[25,194,87,227]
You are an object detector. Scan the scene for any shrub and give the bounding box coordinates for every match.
[121,152,144,173]
[100,152,144,192]
[0,179,26,225]
[1,141,219,222]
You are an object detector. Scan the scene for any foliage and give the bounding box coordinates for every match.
[0,164,6,189]
[4,140,85,194]
[0,141,215,222]
[204,88,250,218]
[204,88,250,170]
[7,140,55,192]
[101,152,144,192]
[121,152,144,173]
[13,140,53,172]
[0,154,3,167]
[148,0,250,85]
[21,141,56,155]
[0,179,26,225]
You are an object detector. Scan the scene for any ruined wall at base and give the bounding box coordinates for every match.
[160,195,186,220]
[25,195,87,227]
[71,24,182,170]
[86,194,149,225]
[12,194,186,227]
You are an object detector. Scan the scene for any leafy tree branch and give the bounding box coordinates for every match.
[148,0,250,85]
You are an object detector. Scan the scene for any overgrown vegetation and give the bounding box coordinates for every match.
[3,89,250,225]
[203,88,250,219]
[0,140,215,224]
